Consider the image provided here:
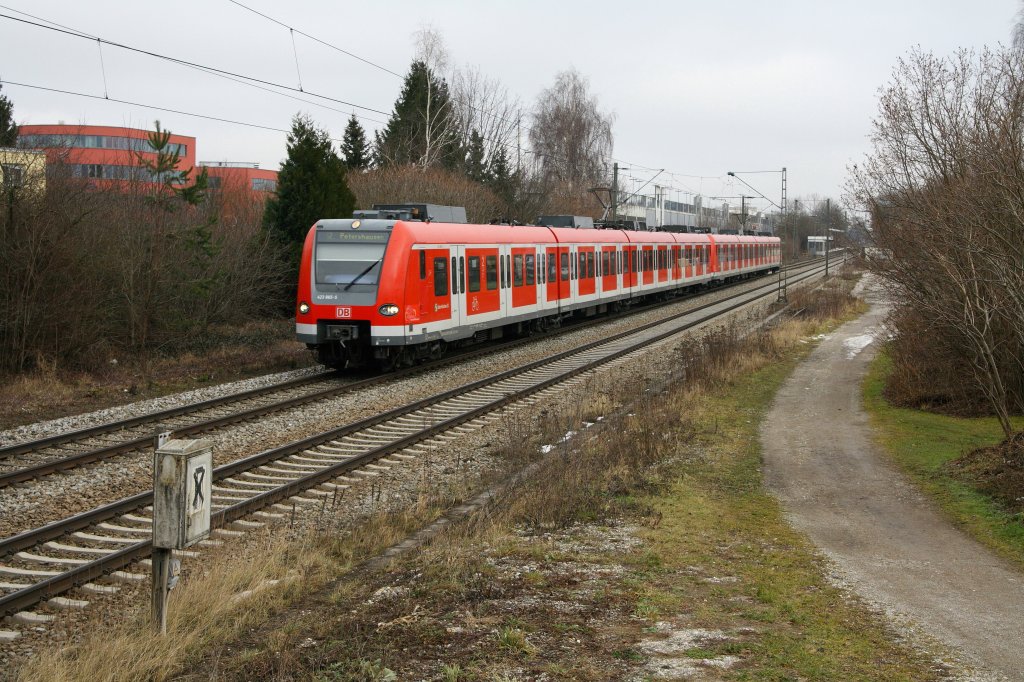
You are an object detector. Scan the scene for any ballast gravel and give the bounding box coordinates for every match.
[0,274,790,539]
[0,275,797,670]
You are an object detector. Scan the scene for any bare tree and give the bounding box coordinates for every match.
[451,66,521,169]
[413,27,461,170]
[848,47,1024,436]
[1014,1,1024,52]
[528,69,614,191]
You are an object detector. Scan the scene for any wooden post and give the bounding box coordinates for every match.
[151,429,211,635]
[151,547,171,634]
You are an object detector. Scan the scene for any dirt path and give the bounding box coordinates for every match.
[761,277,1024,682]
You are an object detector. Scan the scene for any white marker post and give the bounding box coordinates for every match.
[151,435,213,634]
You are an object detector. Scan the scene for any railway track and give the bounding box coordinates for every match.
[0,259,838,627]
[0,259,819,490]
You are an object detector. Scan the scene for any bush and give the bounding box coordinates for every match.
[0,166,289,373]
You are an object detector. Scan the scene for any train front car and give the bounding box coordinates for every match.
[296,217,406,369]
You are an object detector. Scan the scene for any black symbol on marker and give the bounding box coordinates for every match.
[192,467,205,509]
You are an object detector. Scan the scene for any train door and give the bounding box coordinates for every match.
[624,245,637,290]
[450,246,464,330]
[510,246,537,310]
[578,246,596,298]
[464,247,501,321]
[601,247,617,295]
[499,244,512,315]
[412,247,454,329]
[642,246,654,286]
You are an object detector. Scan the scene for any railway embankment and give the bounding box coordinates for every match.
[13,270,968,682]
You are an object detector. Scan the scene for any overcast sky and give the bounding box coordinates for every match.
[1,0,1020,213]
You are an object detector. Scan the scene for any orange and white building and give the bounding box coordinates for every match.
[17,124,277,194]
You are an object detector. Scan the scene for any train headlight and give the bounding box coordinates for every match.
[378,303,400,317]
[298,302,310,315]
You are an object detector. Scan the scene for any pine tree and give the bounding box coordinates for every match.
[265,115,356,266]
[486,144,514,203]
[464,129,486,182]
[377,60,461,169]
[0,84,18,147]
[340,115,370,170]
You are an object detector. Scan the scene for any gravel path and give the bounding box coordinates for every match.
[761,276,1024,682]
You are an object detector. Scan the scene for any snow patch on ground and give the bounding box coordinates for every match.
[843,333,876,358]
[634,624,743,680]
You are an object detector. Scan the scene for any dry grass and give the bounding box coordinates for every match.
[15,498,444,682]
[0,319,313,430]
[16,273,940,681]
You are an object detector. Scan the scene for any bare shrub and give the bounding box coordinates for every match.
[849,46,1024,434]
[0,163,288,374]
[347,165,503,223]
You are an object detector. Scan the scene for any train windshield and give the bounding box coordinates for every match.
[315,232,389,287]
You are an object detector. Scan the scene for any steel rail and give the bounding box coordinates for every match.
[0,260,814,489]
[0,259,828,558]
[0,260,840,619]
[0,371,333,459]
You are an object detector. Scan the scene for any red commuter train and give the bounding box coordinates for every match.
[295,214,781,369]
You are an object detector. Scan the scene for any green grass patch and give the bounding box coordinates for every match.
[637,338,943,680]
[863,351,1024,566]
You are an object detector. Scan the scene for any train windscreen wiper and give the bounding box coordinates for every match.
[343,259,382,291]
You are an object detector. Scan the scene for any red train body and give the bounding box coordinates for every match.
[295,218,780,369]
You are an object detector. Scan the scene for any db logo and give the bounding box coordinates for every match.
[336,307,352,318]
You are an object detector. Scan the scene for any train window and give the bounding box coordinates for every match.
[632,250,638,272]
[451,256,457,293]
[434,257,448,296]
[550,253,558,282]
[586,251,594,278]
[419,250,426,279]
[513,254,524,287]
[578,252,585,279]
[459,256,465,293]
[560,252,569,281]
[601,251,609,276]
[468,256,481,292]
[498,254,505,289]
[486,255,498,290]
[572,254,577,280]
[525,254,535,285]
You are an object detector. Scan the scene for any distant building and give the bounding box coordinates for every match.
[199,161,278,193]
[0,147,47,193]
[807,235,831,256]
[19,124,197,186]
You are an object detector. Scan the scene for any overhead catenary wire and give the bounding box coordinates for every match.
[2,4,737,199]
[225,0,404,79]
[290,28,304,92]
[96,38,109,99]
[0,79,309,137]
[0,3,388,129]
[5,3,717,192]
[0,13,393,117]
